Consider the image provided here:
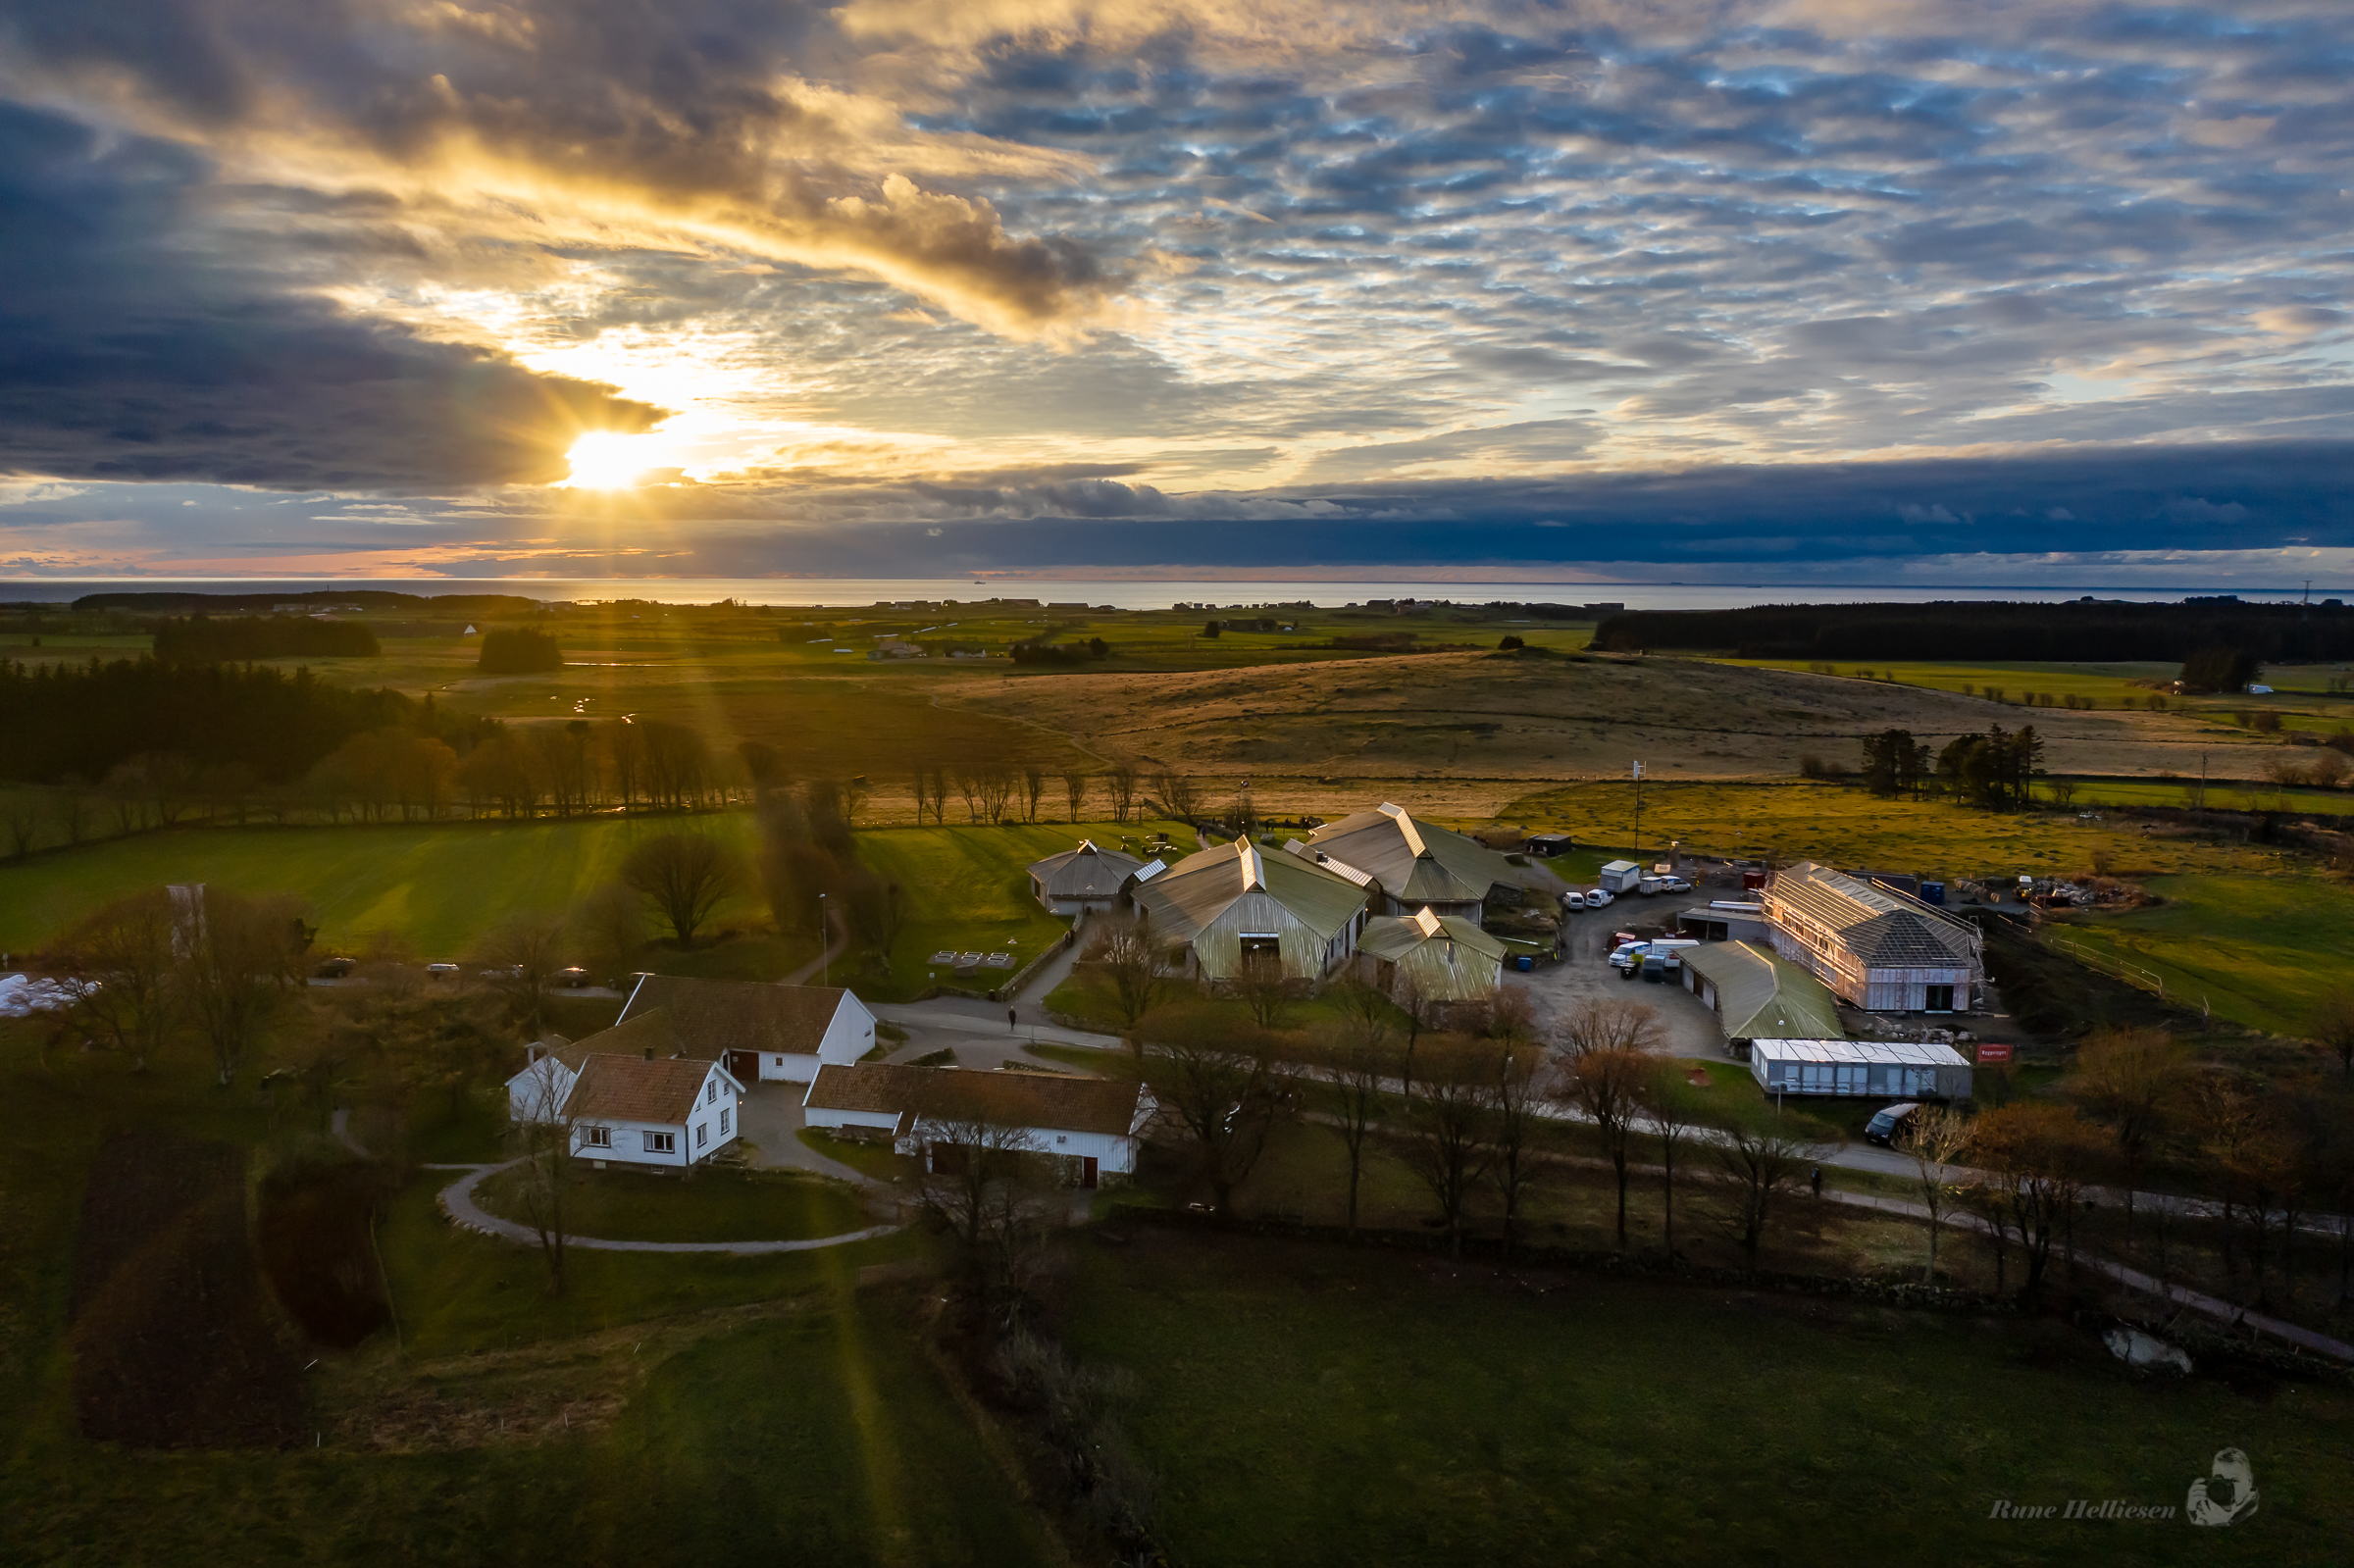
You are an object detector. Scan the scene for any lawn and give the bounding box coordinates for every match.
[1059,1231,2352,1568]
[1498,778,2286,877]
[469,1162,873,1244]
[851,818,1189,1001]
[2057,873,2354,1036]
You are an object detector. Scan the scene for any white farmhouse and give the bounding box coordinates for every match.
[617,974,876,1083]
[504,1034,582,1122]
[802,1063,1155,1188]
[562,1051,744,1168]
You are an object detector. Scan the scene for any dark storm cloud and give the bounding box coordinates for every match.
[0,103,663,490]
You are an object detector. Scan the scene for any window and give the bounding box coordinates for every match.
[1924,985,1955,1012]
[774,1055,784,1068]
[1055,1134,1068,1145]
[720,1108,731,1136]
[706,1081,717,1104]
[696,1123,708,1147]
[643,1131,675,1154]
[584,1126,612,1149]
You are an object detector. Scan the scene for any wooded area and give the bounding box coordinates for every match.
[1594,599,2354,662]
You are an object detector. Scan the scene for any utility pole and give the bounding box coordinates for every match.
[1631,760,1645,857]
[819,891,829,987]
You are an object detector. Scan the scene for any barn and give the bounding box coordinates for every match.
[1026,839,1154,915]
[1748,1037,1972,1101]
[1356,906,1508,1006]
[1131,837,1369,983]
[616,974,876,1084]
[1762,862,1983,1013]
[1301,803,1518,923]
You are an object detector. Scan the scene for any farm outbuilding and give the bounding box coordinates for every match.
[1026,839,1151,914]
[1679,941,1844,1048]
[1303,803,1518,923]
[1763,862,1983,1013]
[1748,1037,1972,1101]
[1356,906,1508,1006]
[1132,837,1369,984]
[1676,902,1771,943]
[802,1063,1156,1186]
[617,975,876,1084]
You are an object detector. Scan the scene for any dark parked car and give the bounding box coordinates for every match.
[1639,952,1668,984]
[313,956,357,979]
[554,966,590,987]
[1865,1102,1920,1147]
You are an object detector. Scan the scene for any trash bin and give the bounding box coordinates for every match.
[1516,955,1534,972]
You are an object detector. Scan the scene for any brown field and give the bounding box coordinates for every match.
[946,650,2270,815]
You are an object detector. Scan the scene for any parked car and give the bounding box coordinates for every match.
[1657,875,1693,894]
[1560,889,1588,910]
[1608,940,1648,970]
[1639,952,1669,983]
[554,966,590,987]
[1584,886,1614,908]
[313,956,357,979]
[425,961,460,979]
[1865,1103,1920,1147]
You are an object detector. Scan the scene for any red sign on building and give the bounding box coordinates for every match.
[1975,1041,2015,1065]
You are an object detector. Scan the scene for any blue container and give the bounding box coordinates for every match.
[1517,955,1535,972]
[1921,881,1947,905]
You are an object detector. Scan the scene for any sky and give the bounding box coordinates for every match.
[1,0,2350,586]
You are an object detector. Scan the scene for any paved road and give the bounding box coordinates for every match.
[738,1081,888,1187]
[782,906,853,987]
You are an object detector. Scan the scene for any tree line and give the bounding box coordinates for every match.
[1594,599,2354,664]
[151,616,381,662]
[1858,725,2045,808]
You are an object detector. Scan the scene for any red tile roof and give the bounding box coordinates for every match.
[565,1053,726,1127]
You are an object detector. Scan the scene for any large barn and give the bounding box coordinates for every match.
[1026,839,1155,915]
[1356,906,1507,1007]
[1131,837,1369,984]
[1300,803,1519,924]
[1763,863,1984,1013]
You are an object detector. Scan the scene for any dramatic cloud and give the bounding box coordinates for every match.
[1,0,2351,578]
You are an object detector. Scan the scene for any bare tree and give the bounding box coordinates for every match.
[2065,1026,2189,1238]
[2311,988,2354,1079]
[621,831,747,944]
[50,887,179,1071]
[842,775,871,830]
[1148,1023,1278,1218]
[1083,912,1173,1039]
[952,769,983,823]
[907,1077,1048,1253]
[1105,762,1138,824]
[1019,765,1047,824]
[49,787,94,847]
[1555,997,1661,1249]
[1154,771,1201,823]
[1233,949,1296,1030]
[926,764,951,826]
[1399,1037,1498,1256]
[1904,1102,1972,1285]
[510,1049,586,1292]
[1634,1059,1704,1257]
[472,912,568,1038]
[1714,1122,1818,1273]
[3,799,35,859]
[573,881,646,985]
[177,887,310,1086]
[1969,1103,2109,1300]
[1488,1044,1543,1257]
[910,768,937,828]
[1062,770,1090,824]
[1309,1016,1392,1236]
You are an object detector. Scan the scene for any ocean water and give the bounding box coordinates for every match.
[2,578,2333,612]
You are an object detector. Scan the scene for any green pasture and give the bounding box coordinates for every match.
[1063,1232,2351,1568]
[1499,779,2283,878]
[2055,873,2354,1037]
[0,814,1186,986]
[469,1162,873,1245]
[1714,657,2354,732]
[2038,776,2354,818]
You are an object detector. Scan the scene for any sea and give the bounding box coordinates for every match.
[2,579,2338,612]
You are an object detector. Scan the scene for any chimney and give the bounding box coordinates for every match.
[643,1046,654,1061]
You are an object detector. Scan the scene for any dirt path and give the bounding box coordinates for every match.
[433,1159,900,1254]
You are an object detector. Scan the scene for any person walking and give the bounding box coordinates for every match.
[1008,1005,1018,1033]
[1810,1167,1822,1199]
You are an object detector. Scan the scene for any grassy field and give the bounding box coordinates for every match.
[1717,657,2354,736]
[469,1162,873,1244]
[0,814,1180,985]
[1497,779,2288,877]
[1059,1231,2351,1568]
[2039,776,2354,818]
[2057,874,2354,1036]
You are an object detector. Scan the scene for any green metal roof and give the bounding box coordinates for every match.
[1132,837,1369,944]
[1305,803,1516,905]
[1679,939,1845,1040]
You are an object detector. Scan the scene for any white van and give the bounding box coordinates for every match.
[1561,889,1588,910]
[1584,885,1615,908]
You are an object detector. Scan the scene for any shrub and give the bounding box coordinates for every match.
[1498,634,1525,650]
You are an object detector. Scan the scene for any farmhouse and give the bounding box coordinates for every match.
[1026,839,1155,915]
[1302,803,1518,924]
[1748,1037,1972,1101]
[1356,906,1507,1007]
[1678,940,1844,1048]
[507,1042,744,1168]
[1763,862,1984,1013]
[617,974,876,1084]
[802,1063,1156,1187]
[1132,836,1369,983]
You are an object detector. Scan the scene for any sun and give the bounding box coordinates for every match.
[563,430,678,488]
